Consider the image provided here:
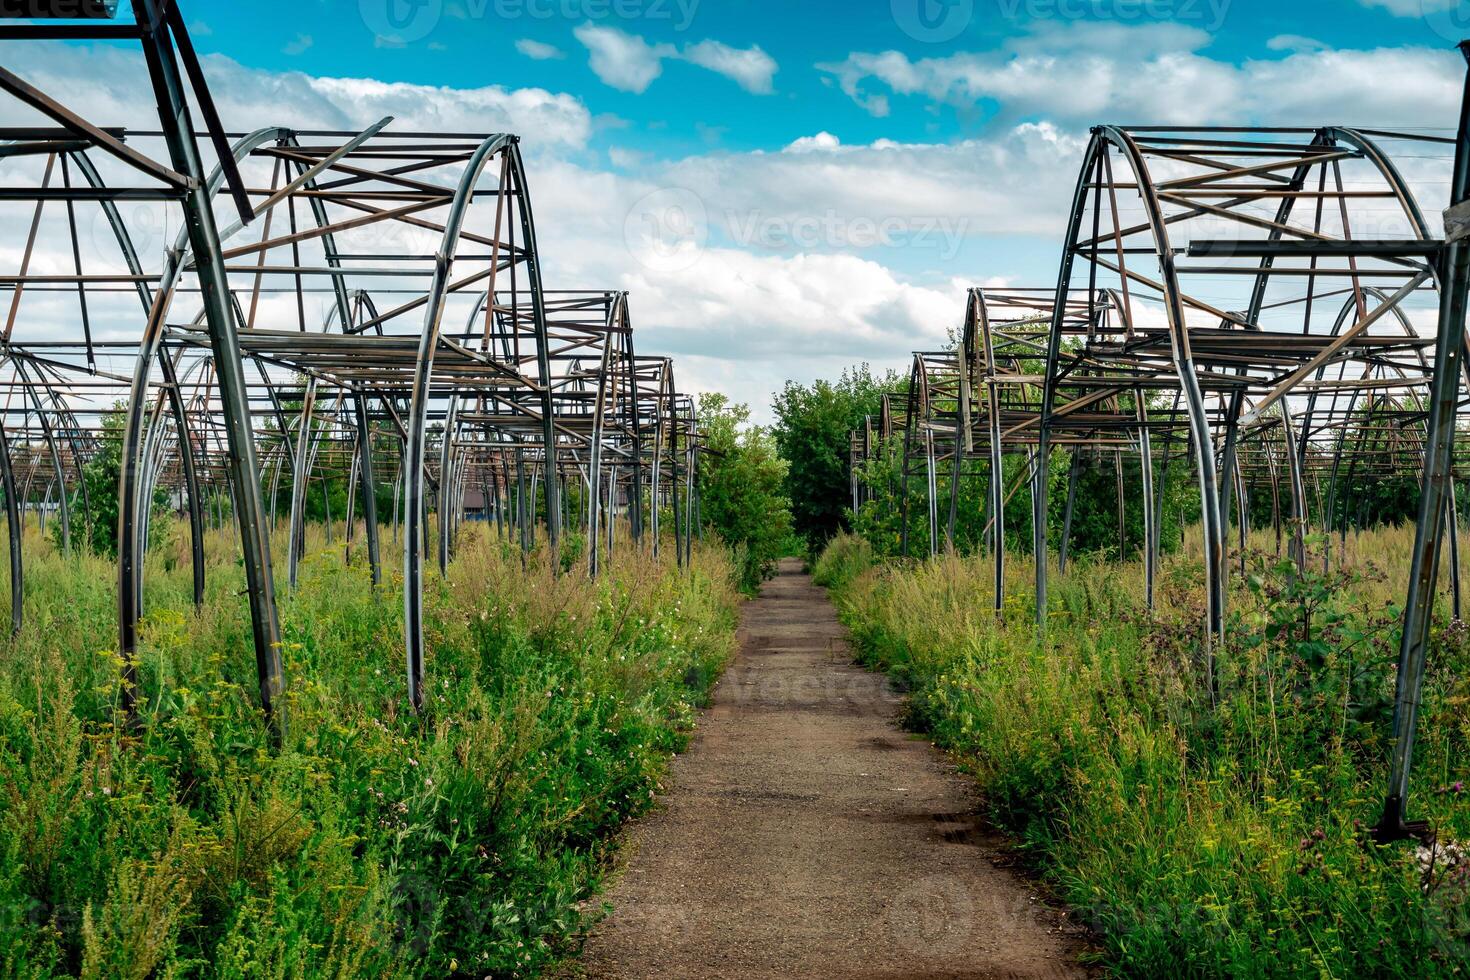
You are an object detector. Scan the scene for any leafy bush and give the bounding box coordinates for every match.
[696,393,793,594]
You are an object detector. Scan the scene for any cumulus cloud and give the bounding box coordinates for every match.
[681,39,778,95]
[817,22,1463,130]
[655,122,1086,245]
[574,23,673,93]
[784,131,843,153]
[624,249,963,362]
[515,38,565,61]
[0,40,595,149]
[3,23,1460,419]
[574,23,778,95]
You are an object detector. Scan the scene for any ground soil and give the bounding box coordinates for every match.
[571,559,1094,979]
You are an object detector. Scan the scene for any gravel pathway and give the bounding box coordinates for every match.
[573,559,1092,979]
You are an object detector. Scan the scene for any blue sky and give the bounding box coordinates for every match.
[187,0,1460,155]
[30,0,1470,416]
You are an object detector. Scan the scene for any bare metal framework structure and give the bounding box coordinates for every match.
[857,46,1470,842]
[0,2,704,728]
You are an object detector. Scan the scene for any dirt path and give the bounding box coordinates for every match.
[574,559,1091,980]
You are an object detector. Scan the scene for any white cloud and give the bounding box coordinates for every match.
[681,39,778,94]
[624,249,963,363]
[818,24,1463,130]
[3,26,1460,420]
[574,23,675,94]
[0,41,595,149]
[574,24,778,95]
[0,36,1159,415]
[661,122,1085,243]
[282,34,314,56]
[784,131,843,153]
[1267,34,1328,53]
[515,39,565,61]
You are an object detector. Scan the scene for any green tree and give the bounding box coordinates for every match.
[65,404,170,558]
[697,393,793,593]
[771,365,899,553]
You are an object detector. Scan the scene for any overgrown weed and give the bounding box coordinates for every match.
[819,526,1470,977]
[0,520,739,977]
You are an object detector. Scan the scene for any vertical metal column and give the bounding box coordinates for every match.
[1137,392,1157,610]
[136,2,283,727]
[1376,41,1470,842]
[0,424,19,635]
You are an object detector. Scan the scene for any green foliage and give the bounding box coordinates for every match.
[263,395,397,531]
[849,437,1200,564]
[810,530,874,591]
[0,522,741,977]
[820,527,1470,978]
[61,404,170,558]
[771,365,900,554]
[696,393,793,593]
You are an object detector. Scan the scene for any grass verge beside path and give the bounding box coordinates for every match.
[814,529,1470,978]
[0,523,740,978]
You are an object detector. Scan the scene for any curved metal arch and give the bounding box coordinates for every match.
[586,291,631,578]
[968,288,1008,611]
[403,133,540,712]
[1037,129,1227,660]
[1095,127,1225,651]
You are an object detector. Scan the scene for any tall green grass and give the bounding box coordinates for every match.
[0,520,739,977]
[816,527,1470,978]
